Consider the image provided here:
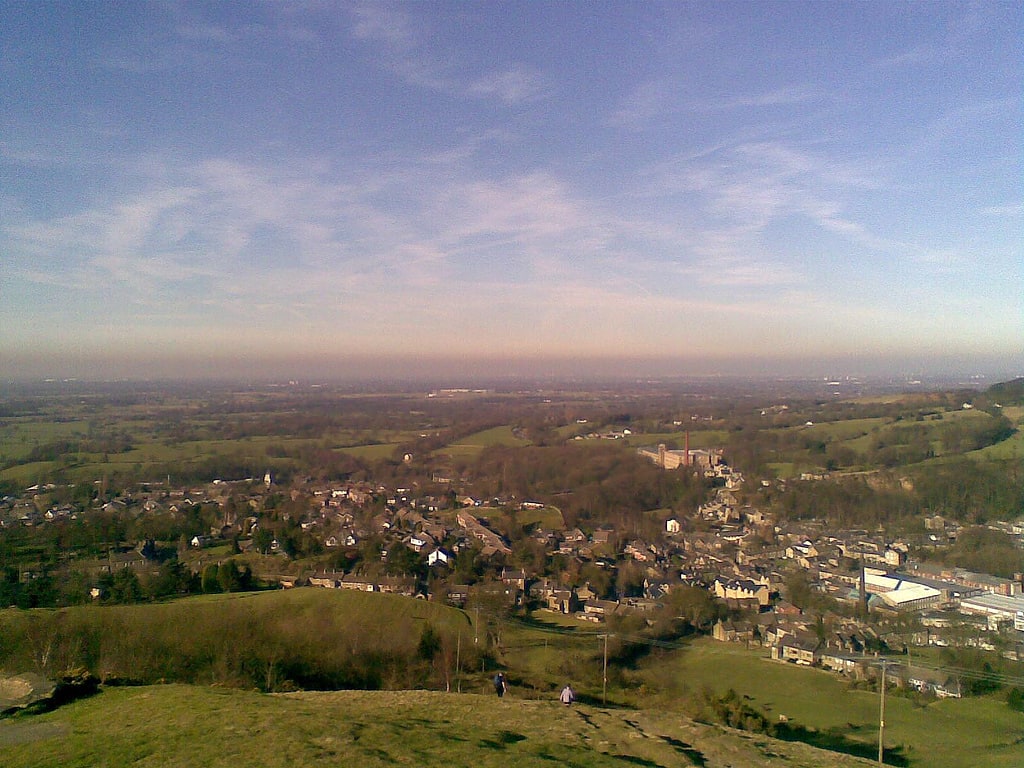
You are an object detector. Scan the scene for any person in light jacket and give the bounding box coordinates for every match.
[559,683,575,706]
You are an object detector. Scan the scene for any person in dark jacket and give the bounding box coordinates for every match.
[494,672,508,697]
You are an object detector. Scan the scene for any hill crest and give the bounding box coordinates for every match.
[0,684,874,768]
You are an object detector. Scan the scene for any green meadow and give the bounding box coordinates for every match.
[444,426,531,457]
[965,406,1024,460]
[0,461,59,485]
[513,506,565,530]
[638,638,1024,768]
[784,417,890,442]
[0,419,90,461]
[0,423,425,484]
[766,462,798,479]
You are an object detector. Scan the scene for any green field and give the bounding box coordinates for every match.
[623,430,729,448]
[0,460,60,485]
[767,462,798,479]
[0,395,436,485]
[782,417,890,441]
[554,423,587,439]
[444,426,531,457]
[3,385,1018,489]
[0,431,420,483]
[966,403,1024,461]
[336,442,402,460]
[966,431,1024,460]
[500,610,605,688]
[999,405,1024,422]
[639,638,1024,768]
[513,506,565,530]
[0,419,90,462]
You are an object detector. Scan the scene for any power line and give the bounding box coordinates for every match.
[875,657,1024,687]
[505,614,1024,687]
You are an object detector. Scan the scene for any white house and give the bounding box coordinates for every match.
[427,548,451,566]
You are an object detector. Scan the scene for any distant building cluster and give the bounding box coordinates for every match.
[637,437,734,477]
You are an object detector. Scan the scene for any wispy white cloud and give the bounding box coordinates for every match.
[6,141,818,359]
[347,2,546,105]
[875,2,1008,74]
[981,202,1024,217]
[695,86,825,112]
[0,141,71,168]
[349,2,416,49]
[608,81,673,131]
[610,81,826,131]
[623,133,992,290]
[907,96,1021,159]
[874,43,938,70]
[173,20,238,45]
[645,137,898,253]
[91,2,319,74]
[468,66,546,105]
[0,156,588,305]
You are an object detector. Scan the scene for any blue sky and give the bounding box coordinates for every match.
[2,1,1021,380]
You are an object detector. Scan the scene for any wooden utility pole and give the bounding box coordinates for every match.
[878,660,888,765]
[859,553,868,619]
[602,634,609,706]
[455,632,461,693]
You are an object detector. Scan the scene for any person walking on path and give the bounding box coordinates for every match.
[559,684,575,706]
[494,672,508,698]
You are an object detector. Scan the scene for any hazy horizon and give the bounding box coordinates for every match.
[2,2,1021,380]
[4,349,1022,386]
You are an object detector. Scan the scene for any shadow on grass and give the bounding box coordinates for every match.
[511,613,589,633]
[659,734,707,766]
[479,730,527,749]
[694,687,908,767]
[358,746,396,763]
[606,754,663,767]
[573,693,633,709]
[774,722,909,766]
[535,749,596,767]
[575,709,598,729]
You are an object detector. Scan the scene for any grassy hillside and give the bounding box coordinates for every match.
[638,639,1024,768]
[0,590,474,691]
[0,684,873,768]
[5,591,1023,767]
[2,592,1023,766]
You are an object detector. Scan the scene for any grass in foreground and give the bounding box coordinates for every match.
[0,684,874,768]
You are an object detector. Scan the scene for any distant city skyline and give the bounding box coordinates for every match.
[2,2,1021,381]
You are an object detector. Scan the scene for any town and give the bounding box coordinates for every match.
[4,375,1023,704]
